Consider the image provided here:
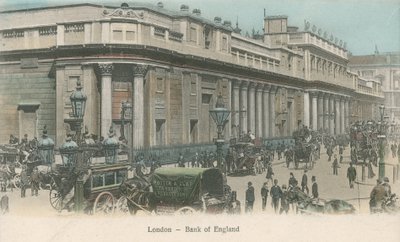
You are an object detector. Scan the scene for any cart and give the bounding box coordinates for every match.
[120,167,239,215]
[49,161,131,215]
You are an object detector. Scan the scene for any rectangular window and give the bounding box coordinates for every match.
[126,31,135,41]
[202,94,212,104]
[113,30,123,41]
[190,27,197,43]
[190,120,198,144]
[92,174,104,188]
[155,119,166,146]
[104,172,116,186]
[190,81,197,95]
[222,36,228,51]
[156,77,164,93]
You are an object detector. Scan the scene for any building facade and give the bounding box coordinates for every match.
[349,52,400,124]
[0,3,384,147]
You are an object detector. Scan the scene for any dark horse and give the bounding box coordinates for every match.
[119,176,155,215]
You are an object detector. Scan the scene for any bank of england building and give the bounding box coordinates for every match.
[0,2,384,147]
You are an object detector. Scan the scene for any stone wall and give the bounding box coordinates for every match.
[0,61,56,143]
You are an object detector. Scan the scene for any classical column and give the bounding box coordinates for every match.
[335,96,341,135]
[231,80,240,138]
[317,92,324,131]
[247,83,256,134]
[311,92,318,130]
[255,84,263,138]
[345,97,350,128]
[269,86,277,137]
[132,64,148,148]
[303,91,310,128]
[323,93,329,133]
[340,97,345,134]
[239,81,248,135]
[329,95,335,135]
[263,84,271,138]
[98,63,113,138]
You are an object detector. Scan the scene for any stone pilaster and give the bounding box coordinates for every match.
[231,80,240,138]
[269,86,277,137]
[303,91,310,128]
[323,93,329,133]
[329,95,335,135]
[263,84,271,137]
[239,81,248,135]
[247,82,256,134]
[255,84,263,138]
[310,92,318,130]
[335,96,341,135]
[340,97,345,134]
[317,92,324,131]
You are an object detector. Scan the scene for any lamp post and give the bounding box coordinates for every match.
[378,104,386,180]
[120,101,132,163]
[37,125,55,165]
[209,94,231,174]
[64,80,87,213]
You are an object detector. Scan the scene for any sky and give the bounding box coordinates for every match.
[0,0,399,55]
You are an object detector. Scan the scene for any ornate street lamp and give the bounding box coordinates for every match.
[209,94,231,173]
[378,104,387,179]
[103,126,119,164]
[120,101,132,140]
[64,80,87,213]
[37,125,55,165]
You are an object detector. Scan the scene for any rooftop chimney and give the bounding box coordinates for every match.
[180,4,189,12]
[223,21,232,28]
[192,8,201,16]
[157,2,164,8]
[214,17,222,24]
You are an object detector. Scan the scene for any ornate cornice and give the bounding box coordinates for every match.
[102,6,145,19]
[98,63,113,76]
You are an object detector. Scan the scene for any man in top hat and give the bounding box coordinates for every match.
[245,181,255,213]
[270,179,282,213]
[260,182,269,211]
[280,184,289,214]
[30,166,40,196]
[288,172,298,188]
[301,170,309,195]
[347,163,357,189]
[311,176,318,199]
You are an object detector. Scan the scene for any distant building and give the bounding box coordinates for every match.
[0,2,384,147]
[349,52,400,124]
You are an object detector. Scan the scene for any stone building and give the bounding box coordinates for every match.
[349,52,400,124]
[0,2,384,147]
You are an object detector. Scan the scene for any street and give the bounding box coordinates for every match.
[1,148,399,216]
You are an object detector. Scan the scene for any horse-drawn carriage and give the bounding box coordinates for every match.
[288,186,356,215]
[49,161,131,214]
[227,142,262,176]
[291,129,319,169]
[350,122,379,164]
[119,167,239,215]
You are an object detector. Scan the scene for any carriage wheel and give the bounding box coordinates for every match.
[93,191,115,215]
[116,196,129,214]
[13,174,21,189]
[49,187,63,211]
[175,206,196,215]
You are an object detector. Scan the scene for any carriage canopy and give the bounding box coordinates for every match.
[151,168,224,205]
